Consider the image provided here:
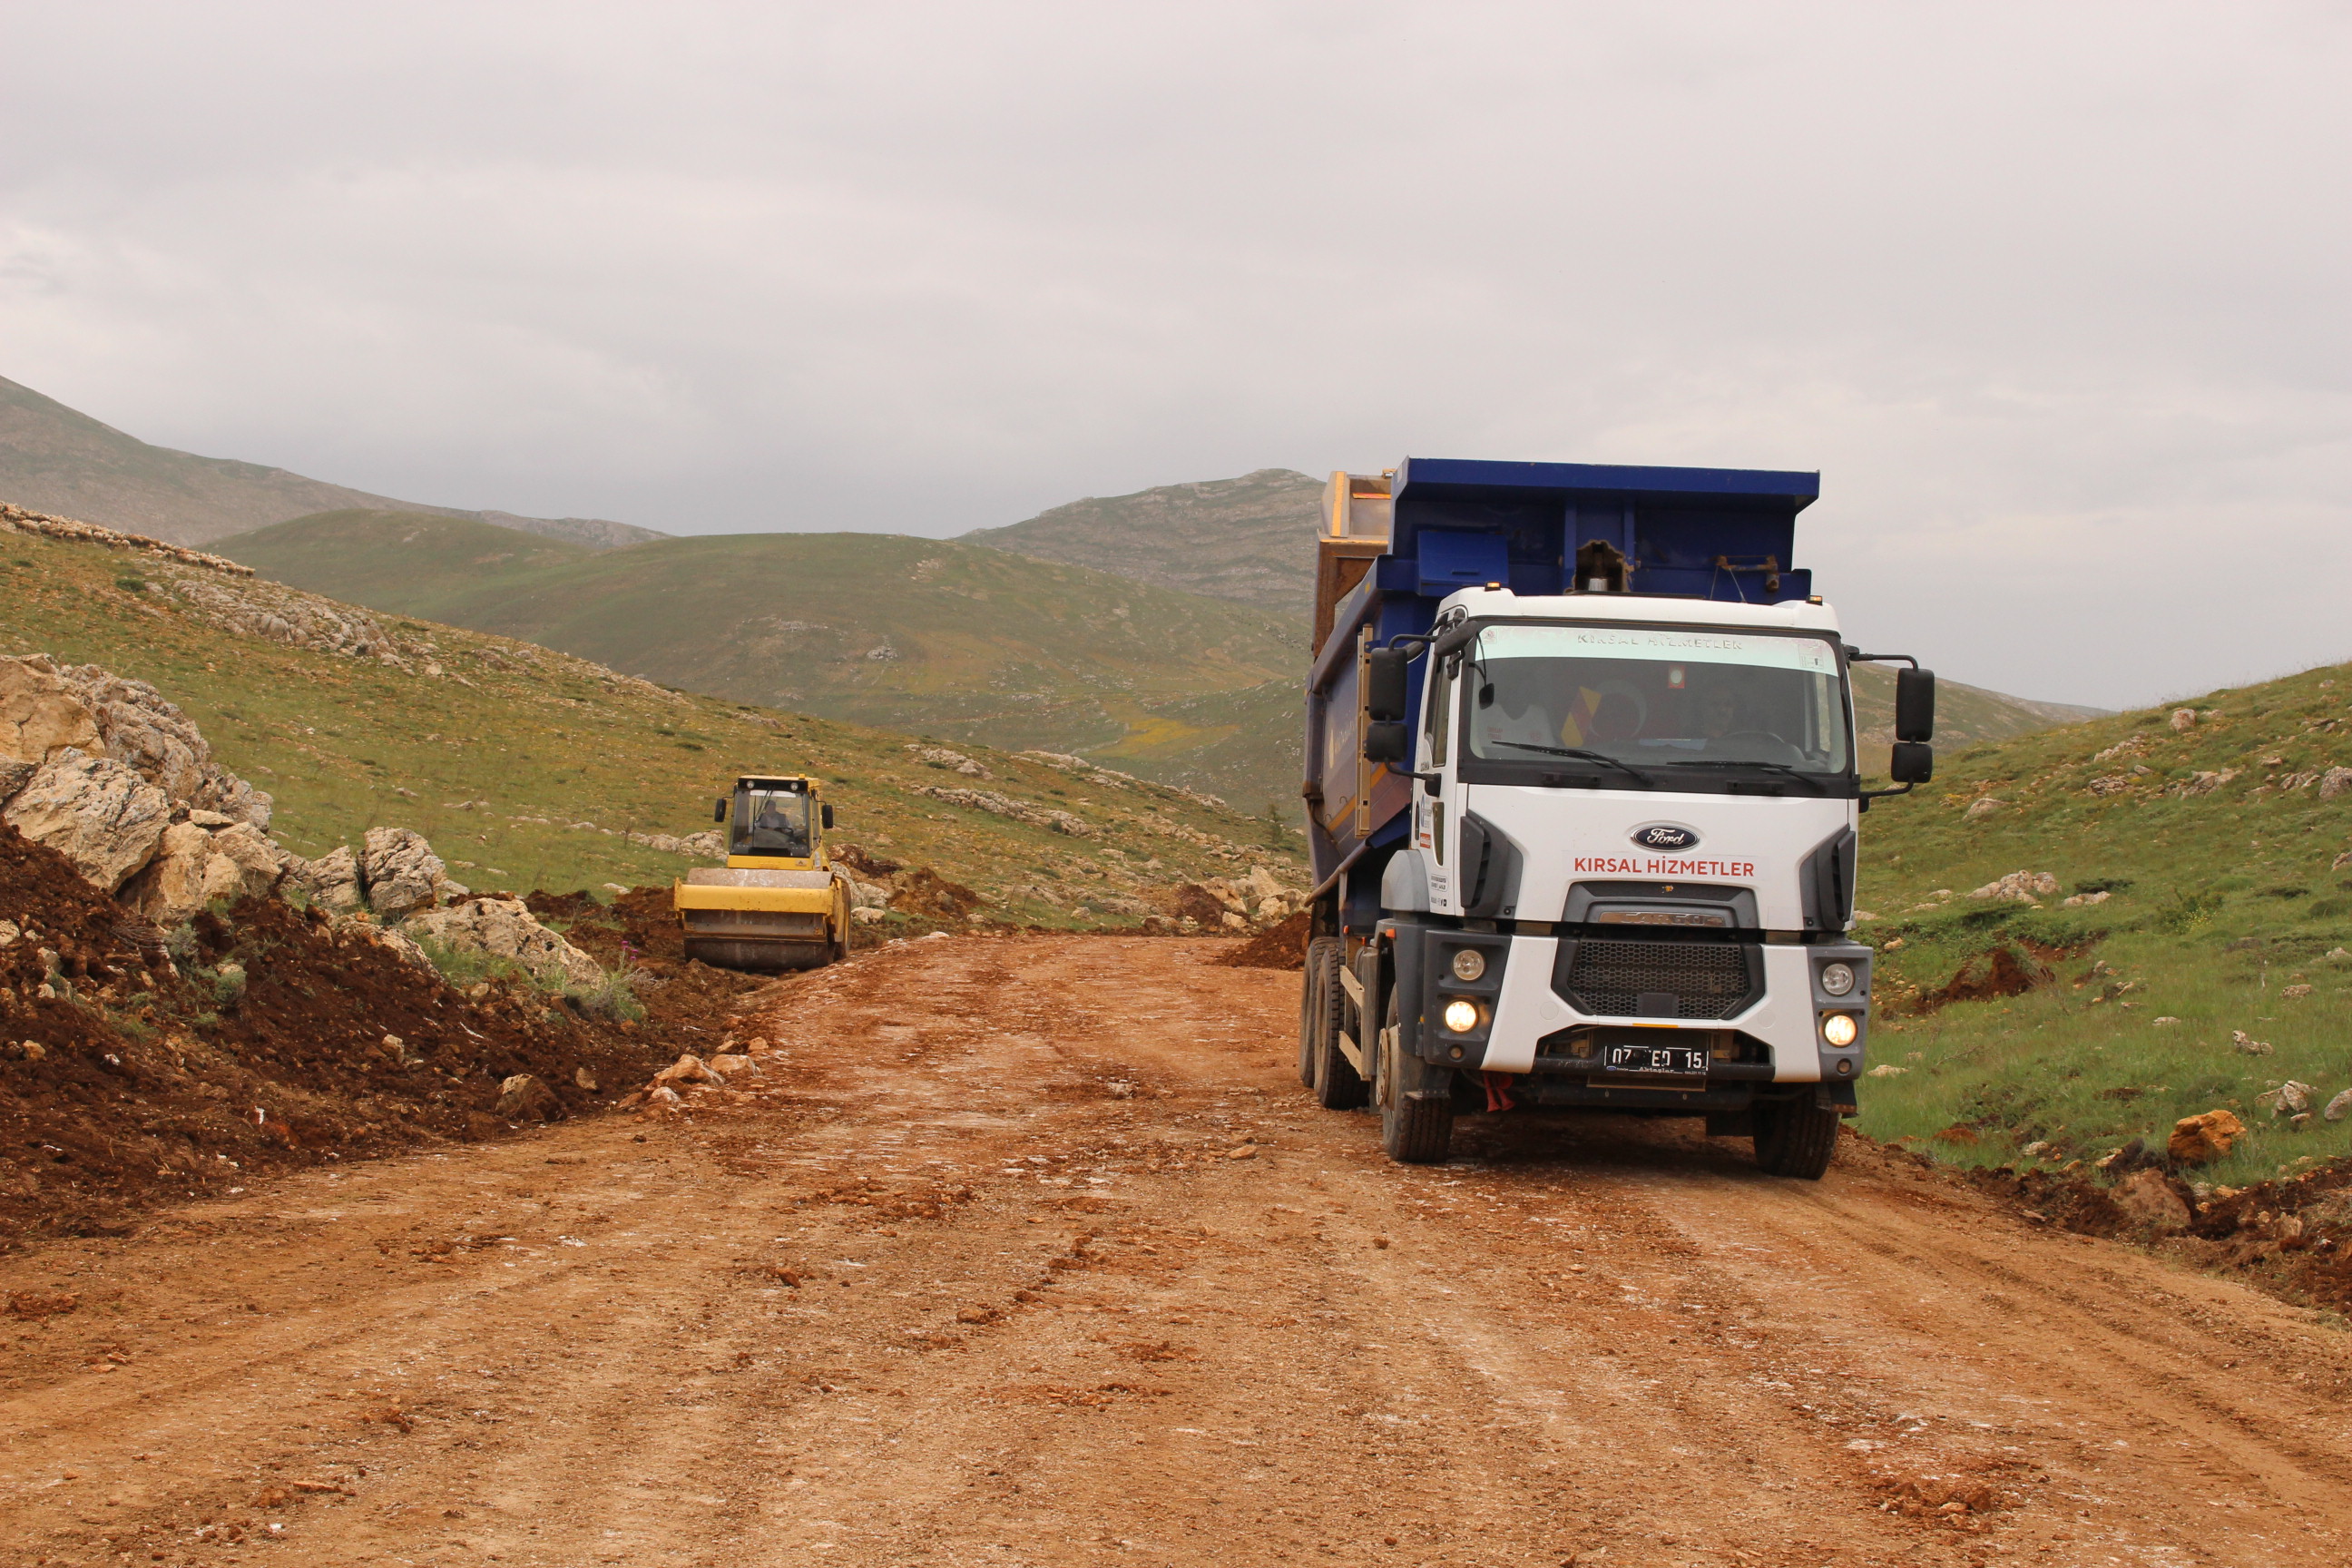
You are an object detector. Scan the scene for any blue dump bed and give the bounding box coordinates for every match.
[1302,457,1822,887]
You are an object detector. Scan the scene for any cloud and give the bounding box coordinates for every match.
[0,0,2345,705]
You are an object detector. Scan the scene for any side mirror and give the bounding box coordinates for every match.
[1895,668,1936,742]
[1364,721,1410,764]
[1889,742,1934,784]
[713,798,729,823]
[820,803,836,830]
[1365,648,1409,722]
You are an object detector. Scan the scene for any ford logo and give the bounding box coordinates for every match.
[1632,823,1700,851]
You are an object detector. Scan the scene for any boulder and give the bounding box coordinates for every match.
[2230,1030,2274,1056]
[2326,1088,2352,1122]
[2110,1169,2191,1233]
[1964,798,2009,821]
[2169,707,2198,732]
[120,822,254,924]
[652,1054,723,1088]
[492,1073,561,1121]
[2258,1080,2317,1119]
[2320,767,2352,802]
[286,845,365,914]
[2,750,172,892]
[403,897,604,988]
[0,658,103,775]
[361,827,451,918]
[2167,1109,2245,1164]
[1968,870,2059,902]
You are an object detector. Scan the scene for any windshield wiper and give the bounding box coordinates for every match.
[1671,759,1830,794]
[1494,742,1653,786]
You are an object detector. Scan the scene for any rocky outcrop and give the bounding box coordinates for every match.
[1968,870,2059,902]
[2,750,172,892]
[0,654,272,829]
[361,827,463,917]
[403,898,604,988]
[912,783,1091,837]
[118,818,288,924]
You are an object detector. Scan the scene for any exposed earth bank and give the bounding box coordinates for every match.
[3,936,2349,1566]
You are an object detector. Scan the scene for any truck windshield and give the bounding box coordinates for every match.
[733,788,812,857]
[1462,623,1850,781]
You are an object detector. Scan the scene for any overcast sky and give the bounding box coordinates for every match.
[3,2,2346,707]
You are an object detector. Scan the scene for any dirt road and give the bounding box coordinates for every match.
[6,936,2351,1568]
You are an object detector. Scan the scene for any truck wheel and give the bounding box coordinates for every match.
[1309,944,1367,1111]
[1377,990,1454,1164]
[1298,937,1338,1086]
[1752,1096,1840,1180]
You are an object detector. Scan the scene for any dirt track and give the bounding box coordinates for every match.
[6,935,2352,1567]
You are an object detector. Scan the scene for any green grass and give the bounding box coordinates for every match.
[1850,663,2352,1182]
[212,511,1309,808]
[0,528,1309,924]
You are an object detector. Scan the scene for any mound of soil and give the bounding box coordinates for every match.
[1215,909,1309,969]
[0,831,760,1247]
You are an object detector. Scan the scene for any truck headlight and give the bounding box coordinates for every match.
[1819,961,1856,996]
[1449,949,1486,982]
[1821,1013,1858,1047]
[1442,998,1482,1034]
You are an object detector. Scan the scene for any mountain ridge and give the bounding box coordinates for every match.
[0,373,663,551]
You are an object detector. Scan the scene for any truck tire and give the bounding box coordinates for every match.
[1752,1096,1840,1179]
[1298,937,1338,1086]
[1309,943,1367,1110]
[1377,990,1453,1164]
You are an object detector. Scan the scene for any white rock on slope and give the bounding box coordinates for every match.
[403,897,604,988]
[2,750,173,892]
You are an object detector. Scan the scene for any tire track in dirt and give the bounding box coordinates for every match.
[3,934,2349,1567]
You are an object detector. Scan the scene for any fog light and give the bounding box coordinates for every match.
[1821,1012,1858,1047]
[1819,961,1856,996]
[1442,998,1481,1034]
[1449,948,1486,983]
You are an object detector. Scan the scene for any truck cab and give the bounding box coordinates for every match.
[1300,459,1934,1173]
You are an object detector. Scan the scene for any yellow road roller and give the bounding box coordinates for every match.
[672,774,853,971]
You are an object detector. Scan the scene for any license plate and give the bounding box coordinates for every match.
[1598,1042,1710,1080]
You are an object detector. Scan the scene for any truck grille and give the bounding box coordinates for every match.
[1557,938,1760,1020]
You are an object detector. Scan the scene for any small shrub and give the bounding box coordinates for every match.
[564,965,646,1024]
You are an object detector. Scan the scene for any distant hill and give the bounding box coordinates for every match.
[963,467,1326,612]
[0,373,663,550]
[214,511,1308,808]
[0,512,1304,917]
[1851,665,2107,778]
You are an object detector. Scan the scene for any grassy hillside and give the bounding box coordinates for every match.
[1851,663,2106,777]
[217,511,1308,807]
[0,373,662,548]
[963,467,1325,613]
[1849,665,2352,1187]
[0,519,1307,923]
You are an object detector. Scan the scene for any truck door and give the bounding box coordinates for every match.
[1420,651,1456,905]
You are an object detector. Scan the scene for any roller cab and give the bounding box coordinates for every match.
[672,775,852,972]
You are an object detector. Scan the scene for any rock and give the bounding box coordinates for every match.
[850,906,887,925]
[847,878,891,910]
[2329,947,2352,962]
[708,1054,755,1076]
[285,845,365,913]
[2153,1015,2181,1025]
[2,750,172,892]
[2326,1088,2352,1122]
[2110,1169,2190,1232]
[403,897,604,987]
[652,1054,723,1089]
[361,827,451,918]
[119,818,288,924]
[1964,798,2008,821]
[573,1068,599,1092]
[2257,1080,2317,1118]
[2335,850,2352,872]
[372,926,434,971]
[2019,1140,2051,1158]
[2167,1109,2245,1164]
[2320,767,2352,801]
[1968,870,2059,902]
[0,657,103,772]
[2231,1029,2275,1056]
[492,1073,560,1121]
[2169,707,2198,732]
[1865,1063,1907,1077]
[641,1085,685,1115]
[2284,984,2314,998]
[2061,889,2111,907]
